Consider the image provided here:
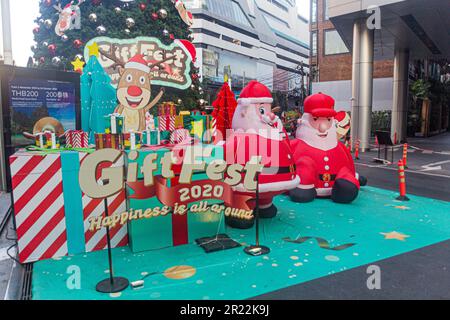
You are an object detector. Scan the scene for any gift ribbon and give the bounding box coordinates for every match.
[282,236,356,251]
[127,177,254,211]
[25,146,95,154]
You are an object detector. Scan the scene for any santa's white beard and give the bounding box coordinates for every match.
[232,104,282,141]
[296,114,338,151]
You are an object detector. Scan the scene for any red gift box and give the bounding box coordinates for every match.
[65,130,89,148]
[95,133,123,150]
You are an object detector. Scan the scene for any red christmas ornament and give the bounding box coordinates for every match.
[169,34,175,40]
[39,57,46,64]
[73,39,83,49]
[139,3,147,11]
[44,0,52,6]
[33,26,40,34]
[191,73,199,81]
[151,12,159,21]
[48,44,57,55]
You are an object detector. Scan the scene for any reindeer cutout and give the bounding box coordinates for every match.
[100,48,175,132]
[54,0,84,36]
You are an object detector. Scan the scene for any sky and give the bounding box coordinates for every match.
[0,0,310,67]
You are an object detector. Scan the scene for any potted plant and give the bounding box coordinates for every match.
[410,79,431,137]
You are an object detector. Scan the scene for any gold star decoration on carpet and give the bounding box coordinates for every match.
[71,57,85,73]
[87,42,99,57]
[380,231,410,241]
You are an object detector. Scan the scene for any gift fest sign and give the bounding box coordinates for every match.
[84,36,193,89]
[79,146,264,230]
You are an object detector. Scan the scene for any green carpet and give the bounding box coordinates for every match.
[32,187,450,300]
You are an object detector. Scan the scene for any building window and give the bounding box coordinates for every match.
[185,0,253,27]
[311,0,317,23]
[324,29,349,55]
[262,10,291,29]
[311,31,317,56]
[323,0,329,20]
[266,0,289,12]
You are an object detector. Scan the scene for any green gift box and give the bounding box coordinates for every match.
[104,114,124,134]
[142,130,161,146]
[191,112,213,142]
[126,145,225,253]
[160,130,171,141]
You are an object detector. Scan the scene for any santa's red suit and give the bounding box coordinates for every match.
[223,80,299,229]
[290,92,362,204]
[225,131,299,201]
[291,139,359,197]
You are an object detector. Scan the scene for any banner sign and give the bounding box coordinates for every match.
[84,36,192,90]
[8,78,76,146]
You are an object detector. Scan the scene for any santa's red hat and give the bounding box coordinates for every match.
[238,80,273,106]
[304,92,337,117]
[175,39,196,62]
[125,54,150,73]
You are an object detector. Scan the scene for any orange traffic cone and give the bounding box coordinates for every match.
[354,140,360,160]
[402,143,408,168]
[396,159,409,201]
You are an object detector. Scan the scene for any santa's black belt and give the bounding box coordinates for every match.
[262,166,294,174]
[319,174,336,182]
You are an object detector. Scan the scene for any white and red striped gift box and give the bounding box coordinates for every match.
[158,116,176,132]
[65,130,89,148]
[9,151,128,263]
[10,153,68,263]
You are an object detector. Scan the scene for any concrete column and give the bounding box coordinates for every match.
[391,48,410,143]
[1,0,13,65]
[350,21,361,149]
[351,19,374,152]
[357,22,374,152]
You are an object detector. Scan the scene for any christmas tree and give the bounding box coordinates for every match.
[32,0,203,109]
[212,82,237,141]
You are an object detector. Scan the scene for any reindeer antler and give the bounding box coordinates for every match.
[99,45,125,69]
[53,3,63,12]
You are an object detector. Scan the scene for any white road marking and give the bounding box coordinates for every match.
[356,163,450,179]
[421,160,450,172]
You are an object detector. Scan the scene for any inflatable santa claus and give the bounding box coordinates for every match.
[290,93,365,204]
[225,80,299,229]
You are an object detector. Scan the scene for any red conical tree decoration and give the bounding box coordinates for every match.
[212,82,237,141]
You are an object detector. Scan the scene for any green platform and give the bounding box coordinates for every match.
[32,187,450,300]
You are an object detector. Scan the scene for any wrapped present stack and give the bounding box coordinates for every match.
[104,113,124,134]
[95,113,125,150]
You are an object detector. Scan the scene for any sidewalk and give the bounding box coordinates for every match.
[0,192,24,300]
[355,132,450,201]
